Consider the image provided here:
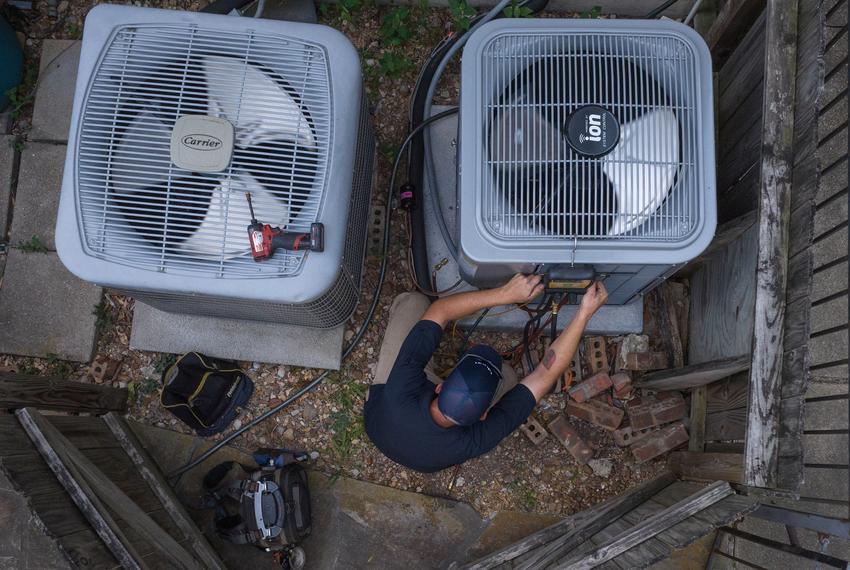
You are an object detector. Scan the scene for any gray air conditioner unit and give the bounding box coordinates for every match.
[55,5,375,328]
[458,19,715,304]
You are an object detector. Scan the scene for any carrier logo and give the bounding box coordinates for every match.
[181,134,223,151]
[565,105,620,158]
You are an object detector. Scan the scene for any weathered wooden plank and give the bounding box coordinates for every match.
[44,416,123,451]
[15,409,144,570]
[706,0,767,64]
[808,328,848,366]
[553,482,734,570]
[814,193,849,239]
[104,414,226,570]
[783,296,811,351]
[812,226,848,268]
[0,373,128,414]
[744,0,799,489]
[707,373,750,412]
[811,260,848,302]
[689,386,708,452]
[588,517,663,570]
[678,210,757,278]
[788,198,814,259]
[636,356,751,392]
[668,452,744,484]
[786,248,814,303]
[706,407,748,441]
[503,473,677,570]
[780,346,809,399]
[810,296,849,334]
[718,10,767,95]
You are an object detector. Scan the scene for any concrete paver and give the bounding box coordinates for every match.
[131,302,345,369]
[8,142,66,251]
[0,135,16,240]
[30,40,80,143]
[0,249,101,362]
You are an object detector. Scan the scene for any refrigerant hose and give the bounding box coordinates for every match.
[168,108,459,478]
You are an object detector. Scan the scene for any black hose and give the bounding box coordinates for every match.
[646,0,679,18]
[201,0,254,14]
[167,108,460,479]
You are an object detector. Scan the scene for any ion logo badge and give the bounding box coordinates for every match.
[565,105,620,158]
[181,134,223,151]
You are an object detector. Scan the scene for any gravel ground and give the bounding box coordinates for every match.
[1,0,670,519]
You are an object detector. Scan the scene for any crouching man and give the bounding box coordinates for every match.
[363,274,608,473]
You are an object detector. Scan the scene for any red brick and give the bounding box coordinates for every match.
[624,352,669,371]
[584,336,609,374]
[611,372,631,391]
[631,422,689,463]
[568,372,613,403]
[548,414,594,464]
[627,391,686,430]
[519,415,549,446]
[566,399,624,431]
[613,424,661,447]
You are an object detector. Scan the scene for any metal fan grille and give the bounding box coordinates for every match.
[76,24,331,277]
[479,32,700,242]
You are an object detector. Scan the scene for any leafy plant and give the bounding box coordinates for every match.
[338,0,362,20]
[5,63,38,120]
[18,235,48,253]
[92,301,114,330]
[67,23,82,39]
[380,7,413,46]
[379,52,413,78]
[581,5,602,18]
[448,0,477,31]
[504,0,533,18]
[45,353,72,377]
[128,377,160,405]
[153,353,177,374]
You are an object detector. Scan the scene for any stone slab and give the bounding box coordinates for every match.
[31,40,80,142]
[0,135,16,239]
[130,302,344,369]
[9,142,65,251]
[0,249,102,362]
[423,107,644,335]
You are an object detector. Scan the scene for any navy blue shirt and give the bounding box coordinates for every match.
[364,320,536,473]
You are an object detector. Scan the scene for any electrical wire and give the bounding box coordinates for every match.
[167,108,461,479]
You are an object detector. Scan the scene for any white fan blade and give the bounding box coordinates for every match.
[112,110,172,193]
[178,171,291,259]
[603,110,679,236]
[489,107,562,167]
[201,55,316,149]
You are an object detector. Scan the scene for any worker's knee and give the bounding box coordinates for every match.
[390,291,431,317]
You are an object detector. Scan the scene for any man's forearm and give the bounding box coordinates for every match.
[421,288,507,327]
[520,310,591,401]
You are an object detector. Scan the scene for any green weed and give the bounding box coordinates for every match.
[379,52,413,78]
[504,0,533,17]
[17,358,40,376]
[581,5,602,18]
[5,63,38,120]
[67,23,82,39]
[18,236,48,253]
[45,353,72,378]
[448,0,477,31]
[153,353,177,374]
[380,7,413,46]
[128,377,160,405]
[92,301,114,331]
[338,0,362,20]
[327,375,367,463]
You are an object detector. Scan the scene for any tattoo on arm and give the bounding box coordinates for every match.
[542,350,556,370]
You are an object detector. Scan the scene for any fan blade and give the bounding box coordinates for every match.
[489,107,562,167]
[603,110,679,236]
[111,110,173,193]
[177,171,291,259]
[200,55,315,149]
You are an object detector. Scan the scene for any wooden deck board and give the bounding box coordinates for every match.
[811,261,848,302]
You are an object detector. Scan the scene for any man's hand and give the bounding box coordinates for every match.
[578,281,608,320]
[498,274,544,305]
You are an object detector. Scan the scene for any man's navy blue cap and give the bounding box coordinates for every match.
[437,345,503,426]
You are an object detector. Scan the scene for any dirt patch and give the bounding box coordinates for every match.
[0,0,668,519]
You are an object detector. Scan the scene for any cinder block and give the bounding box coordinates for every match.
[613,424,661,447]
[568,371,612,403]
[519,415,549,446]
[624,352,669,371]
[627,391,686,430]
[584,336,609,374]
[566,398,624,431]
[548,414,593,464]
[631,422,689,463]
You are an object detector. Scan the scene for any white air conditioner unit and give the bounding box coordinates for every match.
[457,19,716,304]
[56,5,374,328]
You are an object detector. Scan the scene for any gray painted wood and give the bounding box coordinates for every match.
[637,356,751,391]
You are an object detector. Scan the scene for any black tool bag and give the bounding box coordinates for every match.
[160,352,254,436]
[203,461,312,551]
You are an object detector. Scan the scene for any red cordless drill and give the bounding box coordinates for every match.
[245,192,324,262]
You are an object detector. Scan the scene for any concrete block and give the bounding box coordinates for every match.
[584,336,609,374]
[627,391,686,430]
[565,399,624,431]
[624,351,669,371]
[31,40,80,142]
[0,135,16,238]
[568,371,612,403]
[519,415,548,446]
[9,142,66,250]
[130,302,345,369]
[0,250,102,361]
[548,414,593,465]
[631,422,689,463]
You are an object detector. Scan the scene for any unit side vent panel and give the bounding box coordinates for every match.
[76,24,332,278]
